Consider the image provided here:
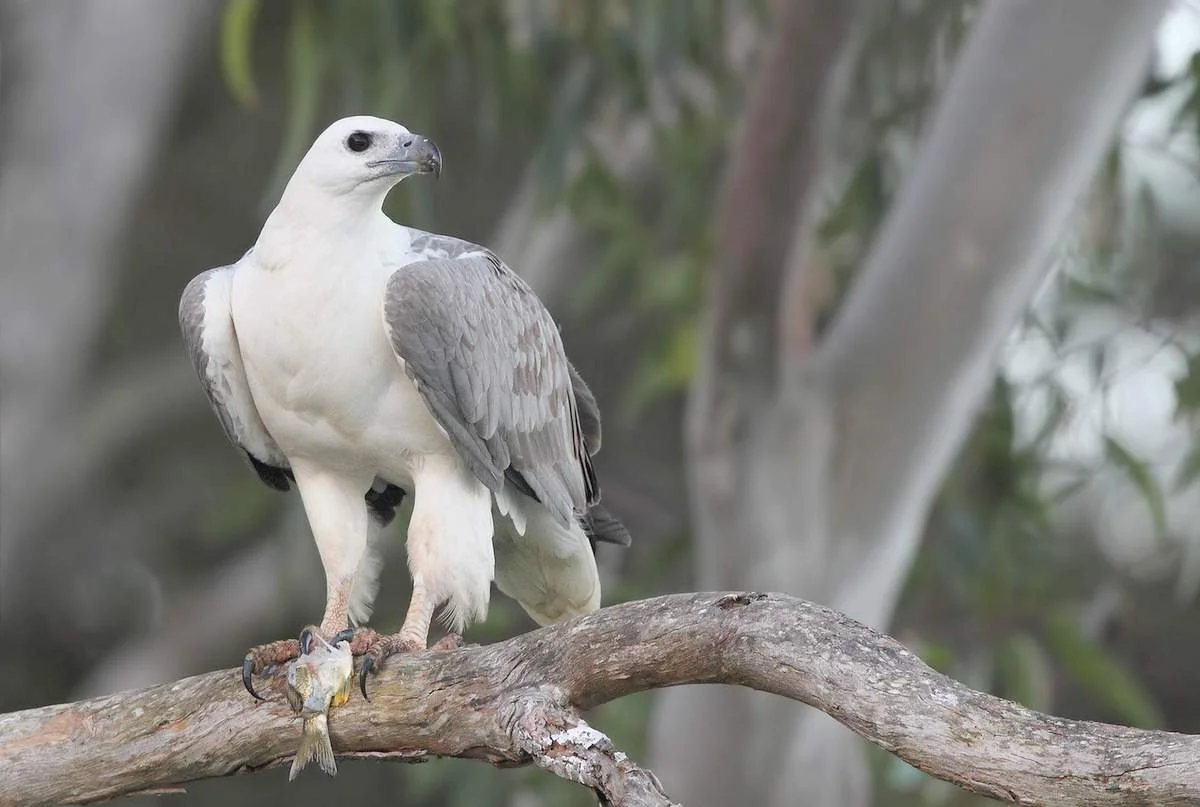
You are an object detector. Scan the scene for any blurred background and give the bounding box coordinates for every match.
[1,1,1199,805]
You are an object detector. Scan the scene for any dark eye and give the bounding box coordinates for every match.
[346,131,372,152]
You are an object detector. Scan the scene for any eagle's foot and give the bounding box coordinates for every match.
[241,637,302,701]
[357,631,462,700]
[242,626,378,701]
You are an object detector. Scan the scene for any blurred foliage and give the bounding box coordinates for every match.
[804,2,1200,805]
[224,0,750,427]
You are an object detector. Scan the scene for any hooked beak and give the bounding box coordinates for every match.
[368,134,442,179]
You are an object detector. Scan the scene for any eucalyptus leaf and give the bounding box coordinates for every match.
[1043,611,1164,729]
[1104,436,1168,538]
[261,0,327,210]
[219,0,262,107]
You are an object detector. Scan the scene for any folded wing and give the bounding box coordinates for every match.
[179,264,294,490]
[382,252,597,526]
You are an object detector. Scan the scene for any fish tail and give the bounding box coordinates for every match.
[289,714,337,781]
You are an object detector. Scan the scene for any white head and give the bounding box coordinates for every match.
[285,115,441,201]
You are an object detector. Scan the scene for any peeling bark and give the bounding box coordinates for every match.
[1,593,1197,807]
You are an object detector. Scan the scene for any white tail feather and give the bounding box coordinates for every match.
[493,500,600,625]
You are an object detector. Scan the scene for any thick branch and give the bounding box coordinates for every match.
[1,593,1197,806]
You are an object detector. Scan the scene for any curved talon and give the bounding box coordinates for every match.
[358,655,376,701]
[242,656,265,701]
[330,627,356,647]
[298,625,317,655]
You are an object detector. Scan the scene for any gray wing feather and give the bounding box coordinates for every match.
[568,362,601,455]
[179,265,292,491]
[383,252,597,525]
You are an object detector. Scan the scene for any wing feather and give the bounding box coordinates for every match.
[179,264,292,491]
[383,252,597,525]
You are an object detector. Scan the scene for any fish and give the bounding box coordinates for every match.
[284,627,354,781]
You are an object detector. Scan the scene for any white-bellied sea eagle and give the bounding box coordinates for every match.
[179,116,629,699]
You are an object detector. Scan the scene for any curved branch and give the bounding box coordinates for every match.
[1,593,1196,806]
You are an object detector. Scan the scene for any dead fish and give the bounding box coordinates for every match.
[285,627,354,781]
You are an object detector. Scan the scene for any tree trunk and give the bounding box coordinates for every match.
[0,0,217,623]
[650,2,1169,806]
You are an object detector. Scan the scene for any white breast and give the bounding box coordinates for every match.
[229,247,453,486]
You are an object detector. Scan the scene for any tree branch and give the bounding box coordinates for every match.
[1,592,1197,806]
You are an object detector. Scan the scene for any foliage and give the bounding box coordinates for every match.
[816,2,1200,804]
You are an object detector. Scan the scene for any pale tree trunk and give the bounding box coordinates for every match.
[649,2,1169,806]
[0,0,216,622]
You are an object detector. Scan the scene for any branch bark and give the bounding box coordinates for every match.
[2,592,1197,807]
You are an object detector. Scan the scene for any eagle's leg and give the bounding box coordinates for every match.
[356,580,447,698]
[357,462,488,698]
[241,465,375,700]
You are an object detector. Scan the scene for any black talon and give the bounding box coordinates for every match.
[298,626,317,655]
[330,627,356,646]
[358,655,375,701]
[242,656,265,701]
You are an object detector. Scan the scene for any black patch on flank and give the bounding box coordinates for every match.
[246,456,407,527]
[247,454,293,492]
[366,483,407,526]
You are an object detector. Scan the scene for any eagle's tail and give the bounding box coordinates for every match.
[493,503,602,626]
[580,503,632,552]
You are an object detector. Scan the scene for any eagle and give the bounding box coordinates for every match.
[179,116,629,698]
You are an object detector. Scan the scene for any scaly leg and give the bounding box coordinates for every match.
[357,579,463,698]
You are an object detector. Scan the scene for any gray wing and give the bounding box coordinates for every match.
[568,362,601,456]
[178,264,292,491]
[383,252,597,525]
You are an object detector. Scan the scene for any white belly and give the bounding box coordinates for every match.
[229,257,451,488]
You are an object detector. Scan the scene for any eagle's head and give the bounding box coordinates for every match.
[291,115,442,198]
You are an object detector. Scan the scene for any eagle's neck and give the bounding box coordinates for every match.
[254,184,390,272]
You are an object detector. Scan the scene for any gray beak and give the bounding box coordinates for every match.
[370,134,442,178]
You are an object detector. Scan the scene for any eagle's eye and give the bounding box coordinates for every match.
[346,132,372,153]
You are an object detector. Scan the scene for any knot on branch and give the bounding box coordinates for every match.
[505,689,677,807]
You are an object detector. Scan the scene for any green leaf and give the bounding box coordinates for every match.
[219,0,262,107]
[620,321,697,420]
[1043,611,1164,728]
[996,632,1054,711]
[1104,436,1167,537]
[261,0,327,208]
